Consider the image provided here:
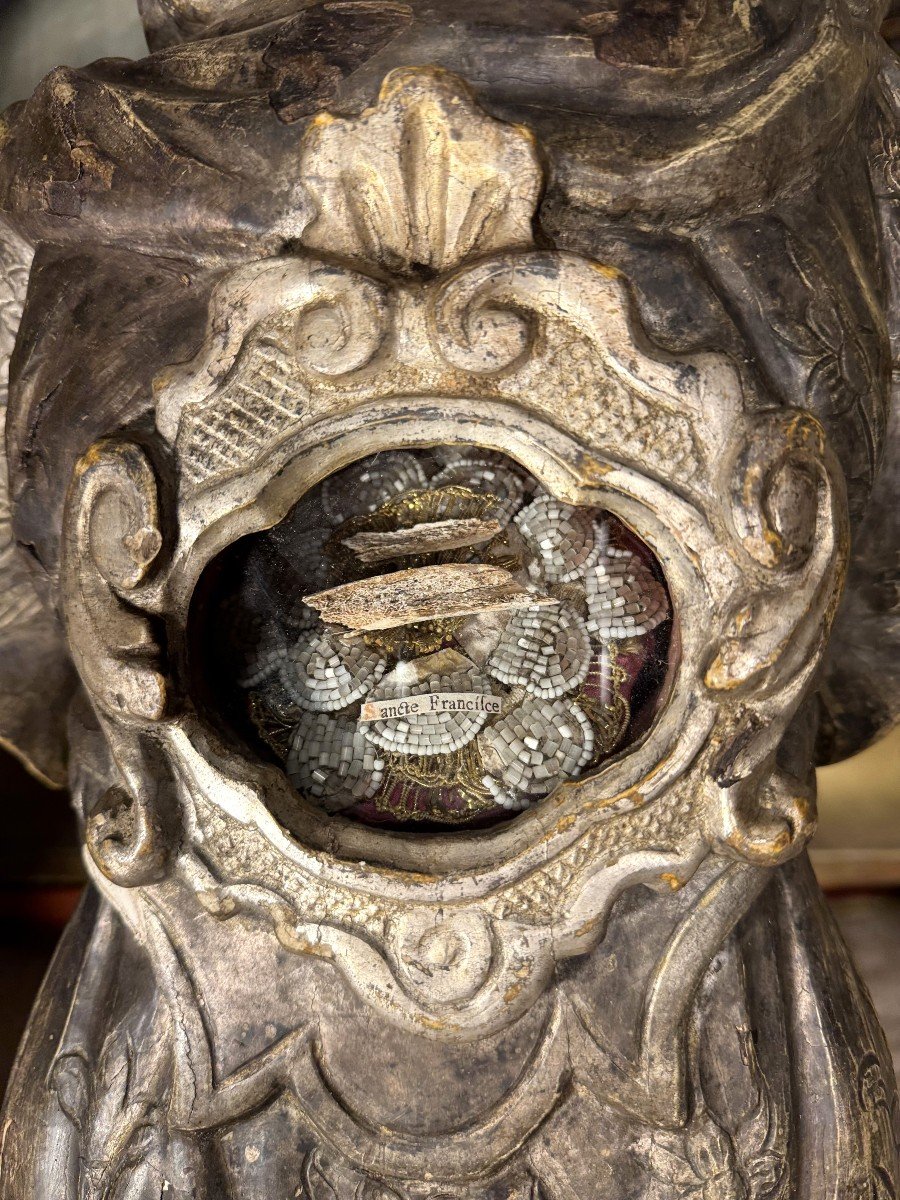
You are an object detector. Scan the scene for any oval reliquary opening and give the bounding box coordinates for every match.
[192,446,675,830]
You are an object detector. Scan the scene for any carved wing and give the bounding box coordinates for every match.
[0,218,75,786]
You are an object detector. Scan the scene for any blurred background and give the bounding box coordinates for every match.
[0,0,898,1092]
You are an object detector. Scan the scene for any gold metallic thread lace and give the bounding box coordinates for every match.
[249,691,296,759]
[360,617,463,660]
[577,655,631,760]
[373,741,497,822]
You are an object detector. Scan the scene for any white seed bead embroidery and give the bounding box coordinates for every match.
[222,446,670,824]
[514,495,601,583]
[585,547,669,639]
[479,697,594,810]
[225,600,289,688]
[286,710,383,810]
[485,605,591,699]
[280,628,386,711]
[269,498,332,597]
[321,451,428,522]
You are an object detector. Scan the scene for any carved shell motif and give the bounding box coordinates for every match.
[300,67,542,275]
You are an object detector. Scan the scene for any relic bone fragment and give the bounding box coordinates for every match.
[342,516,503,563]
[2,4,899,1192]
[304,563,557,631]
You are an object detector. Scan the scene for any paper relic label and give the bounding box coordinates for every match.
[359,692,502,723]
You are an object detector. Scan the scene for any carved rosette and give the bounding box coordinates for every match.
[60,66,849,1152]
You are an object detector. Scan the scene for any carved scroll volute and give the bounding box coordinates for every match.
[154,258,390,449]
[61,438,165,723]
[84,778,171,888]
[703,411,848,866]
[61,440,172,885]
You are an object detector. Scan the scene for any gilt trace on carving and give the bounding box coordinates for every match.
[1,2,900,1197]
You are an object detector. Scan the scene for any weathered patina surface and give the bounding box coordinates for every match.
[1,2,899,1196]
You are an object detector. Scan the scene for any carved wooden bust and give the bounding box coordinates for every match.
[1,3,898,1197]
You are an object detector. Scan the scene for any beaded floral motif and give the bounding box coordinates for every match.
[321,451,428,522]
[515,495,601,584]
[213,445,672,826]
[585,547,669,639]
[286,711,384,811]
[281,628,387,712]
[485,606,591,700]
[431,452,527,522]
[480,696,595,810]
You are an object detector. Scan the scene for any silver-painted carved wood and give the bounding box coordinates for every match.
[1,3,899,1197]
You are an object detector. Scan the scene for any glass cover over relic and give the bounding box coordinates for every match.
[199,447,673,829]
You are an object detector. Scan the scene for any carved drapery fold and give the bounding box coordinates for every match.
[0,6,898,1198]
